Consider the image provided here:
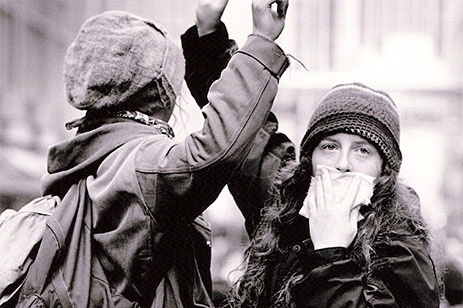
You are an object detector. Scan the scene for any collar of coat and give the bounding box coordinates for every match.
[41,121,168,197]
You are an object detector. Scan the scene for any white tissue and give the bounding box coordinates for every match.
[299,165,375,219]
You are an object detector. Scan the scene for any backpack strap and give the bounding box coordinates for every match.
[17,178,88,307]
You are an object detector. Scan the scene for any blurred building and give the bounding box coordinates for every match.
[1,0,462,299]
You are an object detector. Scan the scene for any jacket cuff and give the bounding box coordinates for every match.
[237,35,289,79]
[298,240,349,268]
[181,22,230,57]
[197,21,229,45]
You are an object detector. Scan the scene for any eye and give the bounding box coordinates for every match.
[355,146,371,155]
[321,143,338,152]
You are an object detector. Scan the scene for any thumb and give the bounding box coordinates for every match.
[349,203,361,224]
[276,0,289,18]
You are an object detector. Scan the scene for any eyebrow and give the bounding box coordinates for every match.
[352,140,372,146]
[321,136,338,142]
[321,136,373,146]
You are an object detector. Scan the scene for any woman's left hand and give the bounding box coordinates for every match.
[308,168,362,250]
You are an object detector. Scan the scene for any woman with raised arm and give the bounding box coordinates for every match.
[15,1,289,307]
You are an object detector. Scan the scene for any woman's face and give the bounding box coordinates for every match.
[311,133,383,178]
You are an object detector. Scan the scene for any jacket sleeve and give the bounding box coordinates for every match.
[135,34,289,230]
[292,235,440,308]
[181,23,296,236]
[181,22,237,109]
[228,121,296,236]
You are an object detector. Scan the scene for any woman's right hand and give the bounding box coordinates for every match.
[308,168,362,250]
[196,0,230,37]
[252,0,289,41]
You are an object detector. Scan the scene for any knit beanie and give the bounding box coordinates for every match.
[63,11,185,112]
[300,83,402,172]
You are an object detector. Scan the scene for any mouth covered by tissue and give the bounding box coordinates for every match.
[299,165,375,219]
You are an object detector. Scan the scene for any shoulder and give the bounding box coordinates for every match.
[371,232,433,268]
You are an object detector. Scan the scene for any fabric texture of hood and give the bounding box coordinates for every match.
[41,121,161,197]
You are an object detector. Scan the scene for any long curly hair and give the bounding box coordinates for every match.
[228,155,432,308]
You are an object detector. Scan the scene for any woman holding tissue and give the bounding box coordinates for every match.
[229,83,441,308]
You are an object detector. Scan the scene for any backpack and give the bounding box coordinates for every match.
[0,195,60,307]
[15,178,141,308]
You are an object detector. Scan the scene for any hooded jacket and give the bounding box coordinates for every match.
[27,34,289,308]
[248,215,440,308]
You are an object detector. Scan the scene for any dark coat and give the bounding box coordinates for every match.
[254,215,440,308]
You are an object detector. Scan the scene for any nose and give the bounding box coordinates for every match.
[335,152,351,172]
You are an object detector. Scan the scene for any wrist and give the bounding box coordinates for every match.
[197,26,218,37]
[251,31,275,42]
[313,244,348,250]
[312,240,350,250]
[238,35,289,79]
[196,19,221,37]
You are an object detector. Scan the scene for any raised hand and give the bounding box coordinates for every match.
[196,0,230,36]
[252,0,289,41]
[308,168,362,250]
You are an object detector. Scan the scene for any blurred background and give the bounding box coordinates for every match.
[0,0,462,306]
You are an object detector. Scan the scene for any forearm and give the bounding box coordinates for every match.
[181,22,237,108]
[182,23,295,235]
[229,120,295,236]
[182,35,288,169]
[146,35,289,226]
